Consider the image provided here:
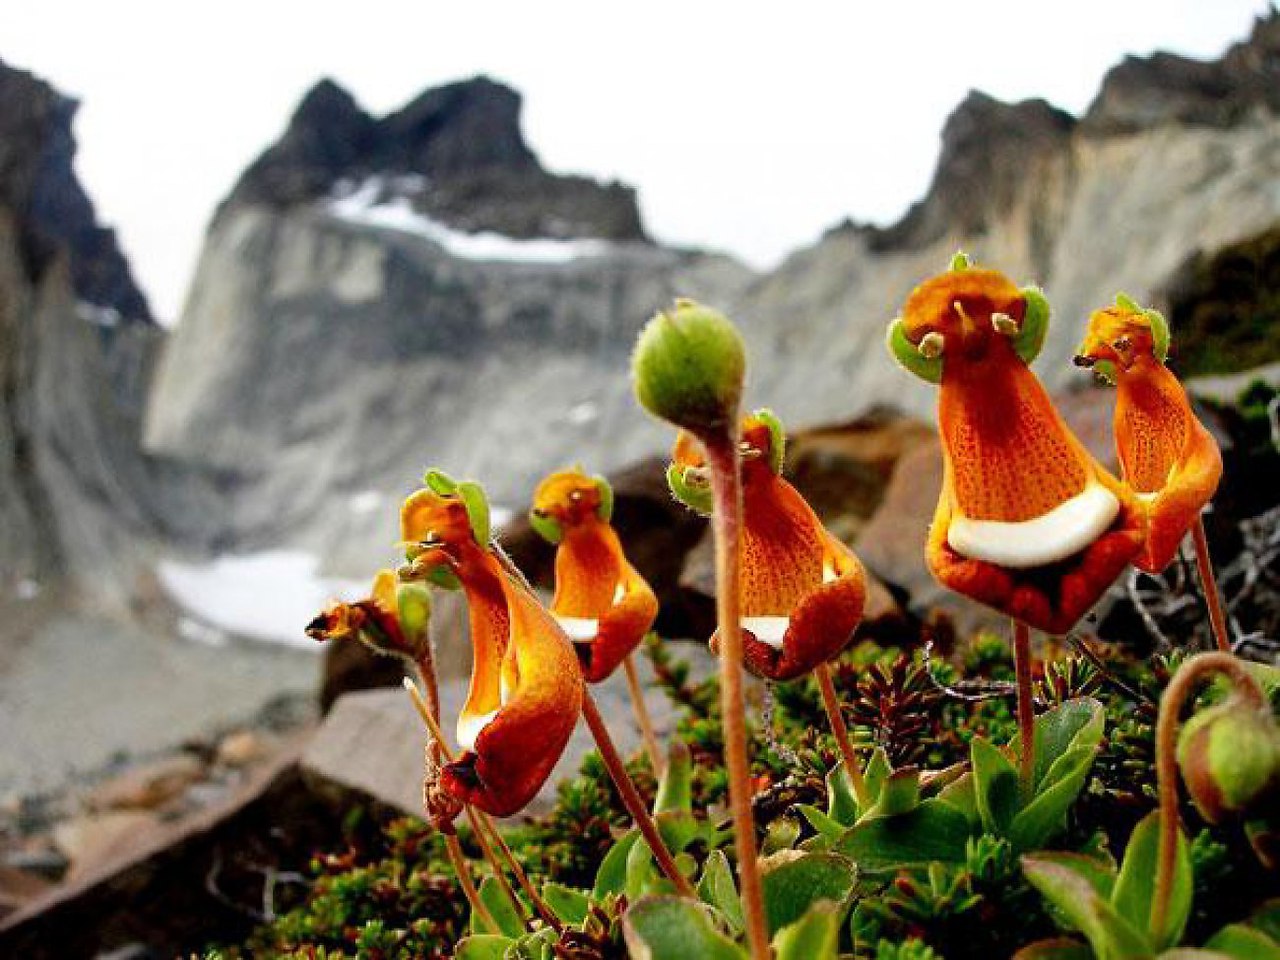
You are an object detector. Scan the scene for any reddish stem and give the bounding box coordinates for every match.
[1012,619,1037,802]
[1191,516,1232,653]
[815,661,871,810]
[1151,652,1265,939]
[623,653,665,776]
[703,432,770,960]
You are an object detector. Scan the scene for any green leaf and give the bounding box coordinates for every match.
[937,771,981,828]
[834,799,971,872]
[698,849,744,934]
[1204,925,1280,960]
[886,318,943,384]
[1012,938,1095,959]
[826,762,859,826]
[1248,901,1280,943]
[759,851,858,935]
[593,830,640,897]
[1017,286,1051,364]
[1017,851,1116,900]
[1010,698,1105,791]
[868,767,922,818]
[626,812,702,898]
[797,804,843,847]
[1023,854,1154,960]
[1113,812,1192,950]
[472,876,525,938]
[773,901,840,960]
[622,896,747,960]
[454,934,514,959]
[1008,744,1097,851]
[971,737,1019,835]
[655,741,693,814]
[542,883,590,926]
[864,747,892,802]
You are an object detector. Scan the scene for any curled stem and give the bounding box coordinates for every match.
[815,661,871,810]
[1151,651,1266,939]
[1191,516,1232,653]
[703,432,770,960]
[581,689,695,897]
[623,653,665,776]
[1012,619,1037,802]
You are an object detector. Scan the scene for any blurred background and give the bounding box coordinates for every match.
[1,1,1278,953]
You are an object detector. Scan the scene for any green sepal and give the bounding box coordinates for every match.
[1093,360,1118,385]
[753,407,787,474]
[424,565,462,591]
[950,250,972,271]
[593,474,614,522]
[529,510,563,545]
[667,462,713,515]
[886,318,943,384]
[1017,286,1051,365]
[1115,292,1171,363]
[457,481,491,546]
[423,469,458,495]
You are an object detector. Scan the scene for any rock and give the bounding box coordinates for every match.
[0,865,52,920]
[304,646,714,819]
[0,739,339,957]
[214,731,271,768]
[85,756,206,812]
[1083,13,1280,135]
[52,810,161,880]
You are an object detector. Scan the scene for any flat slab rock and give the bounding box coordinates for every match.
[302,645,715,819]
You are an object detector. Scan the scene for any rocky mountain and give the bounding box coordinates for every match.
[144,16,1280,588]
[735,13,1280,428]
[0,60,165,607]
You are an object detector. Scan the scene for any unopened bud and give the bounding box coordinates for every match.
[1177,696,1280,824]
[632,299,745,436]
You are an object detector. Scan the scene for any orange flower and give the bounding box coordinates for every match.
[669,410,867,680]
[529,468,659,683]
[400,473,584,818]
[306,568,430,664]
[887,257,1145,635]
[1075,297,1223,573]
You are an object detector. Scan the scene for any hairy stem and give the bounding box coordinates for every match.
[1012,619,1037,802]
[623,653,666,776]
[581,689,696,897]
[1151,651,1265,939]
[703,432,770,960]
[445,833,499,934]
[1191,516,1232,653]
[815,661,871,810]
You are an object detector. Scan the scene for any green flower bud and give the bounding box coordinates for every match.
[1177,696,1280,824]
[632,299,745,435]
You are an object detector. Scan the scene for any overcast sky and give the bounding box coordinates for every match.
[6,0,1272,323]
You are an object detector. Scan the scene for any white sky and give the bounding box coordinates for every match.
[5,0,1272,323]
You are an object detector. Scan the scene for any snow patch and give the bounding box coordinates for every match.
[327,179,613,264]
[157,551,366,649]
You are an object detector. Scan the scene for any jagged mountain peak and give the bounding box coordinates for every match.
[228,74,644,241]
[1083,9,1280,134]
[0,58,153,325]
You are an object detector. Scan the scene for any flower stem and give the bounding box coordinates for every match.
[623,652,665,776]
[1191,516,1232,653]
[445,832,499,933]
[471,806,563,933]
[404,679,541,929]
[1151,651,1265,939]
[1012,619,1037,802]
[815,661,871,810]
[703,432,770,960]
[580,690,696,896]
